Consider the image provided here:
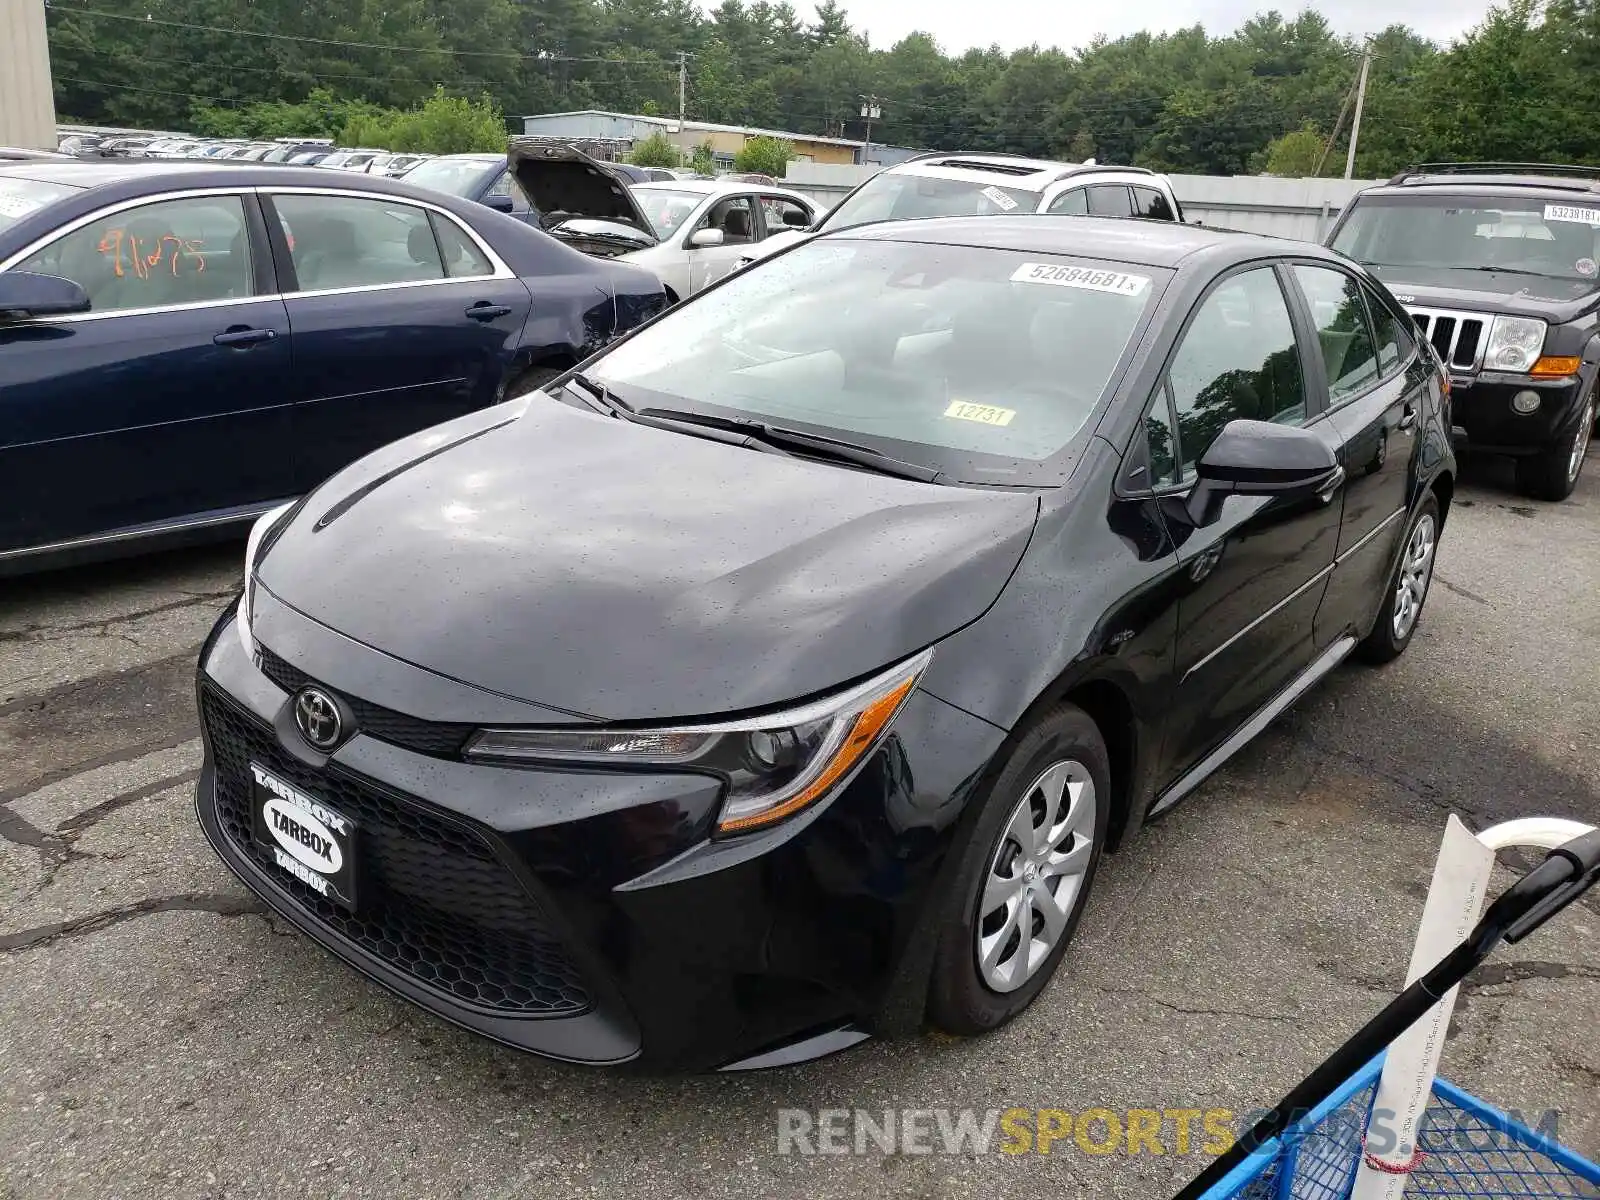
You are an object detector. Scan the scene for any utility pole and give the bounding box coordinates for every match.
[676,51,688,135]
[859,95,882,166]
[1344,39,1373,180]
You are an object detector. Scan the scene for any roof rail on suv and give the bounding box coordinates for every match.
[1388,162,1600,189]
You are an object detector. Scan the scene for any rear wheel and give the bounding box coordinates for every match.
[927,705,1109,1036]
[1516,392,1595,502]
[1357,494,1439,665]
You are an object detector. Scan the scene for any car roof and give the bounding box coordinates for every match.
[1360,176,1600,202]
[0,160,501,207]
[879,154,1162,195]
[842,214,1330,269]
[632,179,808,199]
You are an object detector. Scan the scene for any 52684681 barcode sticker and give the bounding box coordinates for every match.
[1010,262,1150,296]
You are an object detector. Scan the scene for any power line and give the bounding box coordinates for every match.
[44,4,679,66]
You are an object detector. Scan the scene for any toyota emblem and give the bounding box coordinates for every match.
[294,687,343,751]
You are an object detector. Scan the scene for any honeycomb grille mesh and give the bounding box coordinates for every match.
[202,688,590,1016]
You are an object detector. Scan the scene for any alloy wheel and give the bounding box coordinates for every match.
[975,760,1098,993]
[1392,513,1437,641]
[1570,397,1596,486]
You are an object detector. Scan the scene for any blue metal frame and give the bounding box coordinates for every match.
[1430,1077,1600,1185]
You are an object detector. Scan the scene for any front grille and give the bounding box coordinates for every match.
[1409,308,1488,371]
[202,688,590,1017]
[257,644,475,757]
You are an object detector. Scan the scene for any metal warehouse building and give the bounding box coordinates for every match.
[521,109,868,167]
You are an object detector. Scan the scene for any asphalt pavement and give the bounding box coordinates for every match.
[2,454,1597,1199]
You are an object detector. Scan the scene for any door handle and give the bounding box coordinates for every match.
[1398,402,1419,432]
[213,327,276,348]
[465,303,514,321]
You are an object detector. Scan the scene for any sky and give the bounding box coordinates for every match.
[816,0,1500,54]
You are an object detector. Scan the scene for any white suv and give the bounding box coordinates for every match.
[736,153,1184,269]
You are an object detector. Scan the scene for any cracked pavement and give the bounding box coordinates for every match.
[1,455,1597,1199]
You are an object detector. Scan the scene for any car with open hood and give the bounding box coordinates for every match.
[196,216,1455,1072]
[508,142,820,300]
[1328,162,1599,500]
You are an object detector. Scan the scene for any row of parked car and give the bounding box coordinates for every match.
[55,132,437,177]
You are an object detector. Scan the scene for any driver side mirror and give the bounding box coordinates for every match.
[782,209,810,228]
[0,271,90,320]
[480,193,515,214]
[1185,420,1343,526]
[688,227,725,248]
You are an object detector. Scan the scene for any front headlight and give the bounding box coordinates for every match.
[236,501,296,660]
[465,649,933,835]
[1484,315,1547,373]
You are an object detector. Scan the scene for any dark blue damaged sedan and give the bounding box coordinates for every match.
[0,160,664,574]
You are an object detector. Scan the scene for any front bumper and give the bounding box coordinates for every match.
[1449,371,1592,455]
[194,605,1005,1072]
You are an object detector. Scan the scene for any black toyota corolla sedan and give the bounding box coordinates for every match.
[195,217,1455,1072]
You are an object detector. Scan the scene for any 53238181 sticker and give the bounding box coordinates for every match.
[980,186,1020,211]
[944,400,1016,426]
[1544,203,1600,228]
[1010,262,1149,296]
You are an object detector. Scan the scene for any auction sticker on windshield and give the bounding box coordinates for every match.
[945,401,1017,426]
[1544,203,1600,227]
[1010,262,1149,296]
[980,186,1020,211]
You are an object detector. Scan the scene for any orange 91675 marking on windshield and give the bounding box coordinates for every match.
[96,229,207,279]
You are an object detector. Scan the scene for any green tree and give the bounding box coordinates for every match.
[688,140,717,173]
[629,131,683,166]
[733,135,794,175]
[1260,123,1329,176]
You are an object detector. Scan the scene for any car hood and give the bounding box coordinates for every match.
[507,141,656,240]
[1367,264,1600,323]
[739,228,813,263]
[258,397,1040,722]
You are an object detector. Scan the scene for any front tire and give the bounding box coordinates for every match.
[927,704,1110,1036]
[1515,391,1595,502]
[1357,494,1440,665]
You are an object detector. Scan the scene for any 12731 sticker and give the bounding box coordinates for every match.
[944,400,1016,426]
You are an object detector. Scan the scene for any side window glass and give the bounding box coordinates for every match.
[1143,386,1180,487]
[698,196,756,245]
[1361,282,1415,374]
[760,195,811,234]
[272,195,445,291]
[13,195,254,313]
[1292,265,1380,404]
[429,212,494,279]
[1169,267,1307,479]
[1087,185,1133,217]
[1133,186,1176,222]
[1047,187,1089,216]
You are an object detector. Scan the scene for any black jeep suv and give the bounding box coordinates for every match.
[1329,163,1598,500]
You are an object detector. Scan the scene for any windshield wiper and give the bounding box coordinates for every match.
[564,371,634,419]
[1457,266,1565,279]
[634,407,941,483]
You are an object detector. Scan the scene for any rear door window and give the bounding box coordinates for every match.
[271,194,445,292]
[1133,186,1176,222]
[1087,185,1134,218]
[11,195,255,312]
[1292,265,1381,404]
[1046,188,1089,216]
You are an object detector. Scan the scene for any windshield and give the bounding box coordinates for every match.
[820,172,1035,233]
[634,188,705,237]
[0,177,77,234]
[1333,195,1600,283]
[404,158,497,197]
[589,238,1160,484]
